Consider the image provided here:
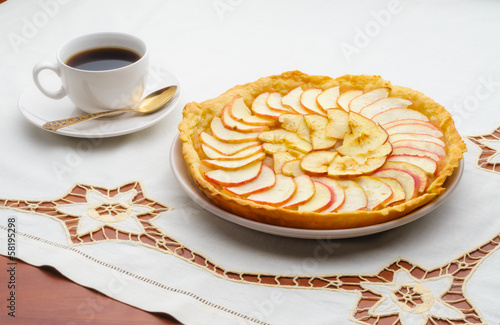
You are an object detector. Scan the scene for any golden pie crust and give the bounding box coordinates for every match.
[178,71,466,229]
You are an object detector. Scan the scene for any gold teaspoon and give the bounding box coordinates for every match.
[43,85,177,131]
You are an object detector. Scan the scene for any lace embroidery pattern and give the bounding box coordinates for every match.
[1,181,498,324]
[467,125,500,175]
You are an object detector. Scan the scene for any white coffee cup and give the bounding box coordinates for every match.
[33,32,149,114]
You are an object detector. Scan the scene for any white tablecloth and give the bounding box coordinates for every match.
[1,1,500,324]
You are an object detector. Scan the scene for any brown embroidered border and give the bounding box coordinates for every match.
[0,225,270,325]
[467,125,500,175]
[1,181,498,324]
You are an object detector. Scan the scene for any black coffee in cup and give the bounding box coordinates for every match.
[65,47,141,71]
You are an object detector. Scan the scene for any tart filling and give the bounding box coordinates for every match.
[179,71,466,229]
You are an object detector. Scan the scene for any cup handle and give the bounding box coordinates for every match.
[32,61,66,99]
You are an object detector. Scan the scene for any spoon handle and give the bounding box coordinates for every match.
[42,108,133,131]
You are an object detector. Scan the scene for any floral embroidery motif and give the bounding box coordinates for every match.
[1,181,498,325]
[467,125,500,175]
[362,269,462,324]
[56,190,153,236]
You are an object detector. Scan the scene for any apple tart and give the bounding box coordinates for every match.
[178,71,466,229]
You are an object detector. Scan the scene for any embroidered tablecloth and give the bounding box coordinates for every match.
[1,0,500,324]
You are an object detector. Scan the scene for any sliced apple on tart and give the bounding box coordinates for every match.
[317,86,340,110]
[281,159,304,177]
[225,165,276,196]
[380,161,428,193]
[205,161,263,187]
[372,107,429,125]
[300,151,337,174]
[304,114,337,150]
[336,180,368,212]
[337,89,363,112]
[376,177,406,206]
[300,88,327,115]
[251,92,282,120]
[247,174,297,206]
[211,117,260,143]
[297,181,333,212]
[229,96,276,126]
[273,151,296,174]
[267,92,294,114]
[359,97,413,119]
[282,86,310,115]
[385,122,443,138]
[258,129,313,154]
[202,151,266,170]
[325,108,350,139]
[348,87,390,113]
[279,114,311,142]
[282,175,316,208]
[310,177,345,212]
[354,176,393,211]
[201,143,263,160]
[199,132,260,156]
[221,105,270,133]
[389,133,445,148]
[372,168,417,201]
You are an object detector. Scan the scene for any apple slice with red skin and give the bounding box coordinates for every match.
[205,161,263,187]
[301,151,337,174]
[391,139,446,158]
[317,86,340,110]
[199,132,260,156]
[351,141,393,165]
[229,96,276,126]
[282,86,310,115]
[376,177,406,206]
[247,174,297,206]
[337,89,363,112]
[337,126,389,156]
[282,159,304,177]
[359,97,413,119]
[355,176,393,210]
[297,181,333,212]
[279,114,311,142]
[300,88,327,115]
[384,123,443,138]
[282,175,316,208]
[211,117,260,143]
[267,92,295,113]
[258,129,313,154]
[311,177,345,212]
[202,151,266,170]
[304,114,337,150]
[372,107,429,125]
[383,119,441,132]
[349,88,390,113]
[391,147,440,162]
[225,165,276,196]
[380,161,428,193]
[273,151,296,174]
[389,133,445,147]
[262,143,287,155]
[325,108,350,139]
[202,143,262,160]
[336,180,368,212]
[387,155,438,176]
[221,105,270,133]
[372,168,417,201]
[251,92,282,120]
[328,155,387,177]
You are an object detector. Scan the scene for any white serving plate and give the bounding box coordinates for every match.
[170,136,464,239]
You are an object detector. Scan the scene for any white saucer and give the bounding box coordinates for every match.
[18,66,181,138]
[170,136,464,239]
